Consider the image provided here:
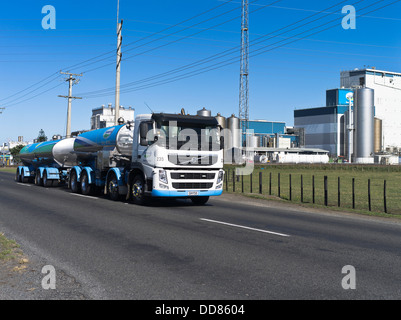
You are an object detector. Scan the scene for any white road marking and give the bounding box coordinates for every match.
[200,218,290,237]
[17,183,32,187]
[70,193,99,200]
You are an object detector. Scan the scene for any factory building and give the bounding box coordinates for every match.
[196,108,325,164]
[91,104,135,130]
[244,120,290,148]
[294,88,352,157]
[341,68,401,152]
[294,68,401,161]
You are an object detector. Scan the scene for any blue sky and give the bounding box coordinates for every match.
[1,0,401,144]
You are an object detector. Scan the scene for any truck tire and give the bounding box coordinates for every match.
[43,170,52,187]
[107,172,120,201]
[21,170,29,183]
[131,174,148,205]
[35,170,43,186]
[70,170,80,193]
[190,196,209,205]
[15,168,21,182]
[81,171,93,195]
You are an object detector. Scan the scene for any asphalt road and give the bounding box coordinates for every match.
[1,170,401,300]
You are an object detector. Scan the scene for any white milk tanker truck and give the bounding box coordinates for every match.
[16,113,225,205]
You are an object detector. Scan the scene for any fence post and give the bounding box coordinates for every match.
[289,174,292,201]
[301,174,304,203]
[269,172,272,196]
[259,172,262,194]
[324,176,328,206]
[241,174,244,193]
[278,173,281,198]
[232,170,235,192]
[368,179,371,211]
[352,178,355,209]
[312,175,315,204]
[384,180,387,213]
[338,177,341,207]
[250,173,253,193]
[225,169,228,192]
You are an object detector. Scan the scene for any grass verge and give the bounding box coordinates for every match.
[0,167,16,174]
[0,233,23,261]
[224,164,401,218]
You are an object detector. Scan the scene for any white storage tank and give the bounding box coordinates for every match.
[353,88,374,164]
[197,107,211,117]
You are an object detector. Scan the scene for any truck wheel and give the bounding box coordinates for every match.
[131,175,148,205]
[21,170,29,183]
[15,168,21,182]
[70,170,80,193]
[190,196,209,205]
[107,172,120,201]
[35,170,43,186]
[81,171,93,195]
[43,170,52,187]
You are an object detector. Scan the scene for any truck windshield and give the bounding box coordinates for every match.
[154,121,221,151]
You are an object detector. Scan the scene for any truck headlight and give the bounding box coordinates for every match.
[217,170,224,184]
[159,170,168,184]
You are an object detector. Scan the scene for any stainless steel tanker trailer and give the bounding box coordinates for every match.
[16,138,77,186]
[16,113,225,205]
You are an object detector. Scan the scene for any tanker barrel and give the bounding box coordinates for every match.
[74,124,133,155]
[19,140,61,167]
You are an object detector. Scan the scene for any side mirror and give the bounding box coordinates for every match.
[140,122,148,146]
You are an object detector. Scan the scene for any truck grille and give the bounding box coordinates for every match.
[168,154,218,166]
[172,182,213,190]
[170,172,215,180]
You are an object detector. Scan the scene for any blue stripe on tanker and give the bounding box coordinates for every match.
[74,125,125,152]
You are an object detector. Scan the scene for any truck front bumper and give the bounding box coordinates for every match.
[151,189,223,198]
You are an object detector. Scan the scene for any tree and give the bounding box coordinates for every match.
[10,144,25,164]
[37,129,47,142]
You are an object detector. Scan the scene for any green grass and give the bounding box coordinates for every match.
[0,233,21,261]
[224,164,401,217]
[0,167,17,174]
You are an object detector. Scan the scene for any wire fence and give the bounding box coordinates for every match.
[224,165,401,215]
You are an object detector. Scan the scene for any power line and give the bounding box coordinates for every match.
[1,83,64,108]
[75,0,255,74]
[78,0,350,97]
[60,0,238,73]
[0,72,61,103]
[58,72,83,138]
[80,0,398,98]
[77,0,283,96]
[0,0,238,109]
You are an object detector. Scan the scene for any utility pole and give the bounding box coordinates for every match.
[58,72,82,138]
[239,0,249,145]
[114,0,123,125]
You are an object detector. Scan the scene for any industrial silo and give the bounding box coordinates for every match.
[374,117,383,154]
[227,114,242,163]
[353,88,374,164]
[246,135,260,148]
[262,136,270,147]
[197,107,211,117]
[215,113,227,129]
[343,109,354,162]
[227,114,241,149]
